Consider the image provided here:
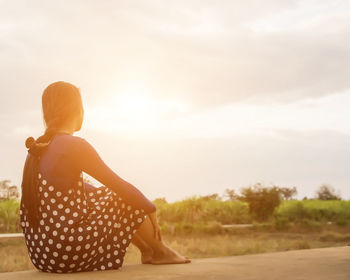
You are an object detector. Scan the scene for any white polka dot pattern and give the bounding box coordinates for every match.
[20,172,147,273]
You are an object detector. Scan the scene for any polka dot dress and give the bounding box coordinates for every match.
[20,172,147,273]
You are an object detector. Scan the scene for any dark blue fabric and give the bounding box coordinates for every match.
[38,133,156,214]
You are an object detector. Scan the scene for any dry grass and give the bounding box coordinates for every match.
[112,231,349,264]
[0,238,36,272]
[1,231,349,273]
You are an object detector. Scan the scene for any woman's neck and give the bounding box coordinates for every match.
[56,129,74,135]
[56,125,75,135]
[56,116,79,135]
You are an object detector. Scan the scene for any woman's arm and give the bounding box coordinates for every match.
[72,137,156,214]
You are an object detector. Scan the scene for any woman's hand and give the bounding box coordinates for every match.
[148,211,162,241]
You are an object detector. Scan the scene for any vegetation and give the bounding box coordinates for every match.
[3,196,349,234]
[0,181,350,272]
[0,182,348,233]
[275,200,350,227]
[153,195,250,224]
[239,183,282,221]
[315,184,341,201]
[0,180,20,201]
[0,199,20,233]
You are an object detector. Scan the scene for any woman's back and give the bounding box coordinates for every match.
[36,133,156,212]
[39,133,82,190]
[20,133,154,273]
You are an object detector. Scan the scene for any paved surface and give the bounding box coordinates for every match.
[1,246,350,280]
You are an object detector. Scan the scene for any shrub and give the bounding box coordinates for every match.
[275,200,350,224]
[274,201,310,222]
[0,199,21,233]
[154,195,251,225]
[240,183,281,222]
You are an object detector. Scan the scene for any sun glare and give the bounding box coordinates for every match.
[85,85,191,135]
[111,90,156,121]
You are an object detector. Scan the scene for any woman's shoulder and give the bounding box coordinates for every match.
[53,134,100,162]
[52,134,92,151]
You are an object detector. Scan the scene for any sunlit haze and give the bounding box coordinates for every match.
[1,0,350,202]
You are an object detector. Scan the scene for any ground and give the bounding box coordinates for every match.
[1,246,349,280]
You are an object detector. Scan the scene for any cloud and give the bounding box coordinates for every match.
[1,0,349,116]
[79,89,350,141]
[2,1,350,203]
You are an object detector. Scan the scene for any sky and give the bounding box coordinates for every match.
[1,0,350,202]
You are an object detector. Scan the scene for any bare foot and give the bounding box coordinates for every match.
[151,244,191,265]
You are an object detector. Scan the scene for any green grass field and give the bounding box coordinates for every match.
[3,197,350,234]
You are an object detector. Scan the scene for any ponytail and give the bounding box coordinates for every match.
[25,126,58,156]
[21,126,58,227]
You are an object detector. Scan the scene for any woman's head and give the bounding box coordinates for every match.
[25,81,84,156]
[42,81,84,133]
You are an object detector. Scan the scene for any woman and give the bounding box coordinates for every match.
[20,81,190,273]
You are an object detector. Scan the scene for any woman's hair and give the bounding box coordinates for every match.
[21,81,83,226]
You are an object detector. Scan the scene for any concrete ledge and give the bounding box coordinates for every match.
[1,246,350,280]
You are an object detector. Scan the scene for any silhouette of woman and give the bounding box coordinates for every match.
[20,81,190,273]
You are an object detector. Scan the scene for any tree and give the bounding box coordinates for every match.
[223,188,240,201]
[277,186,297,200]
[153,197,168,204]
[239,183,281,221]
[200,193,221,201]
[0,180,20,201]
[315,184,341,200]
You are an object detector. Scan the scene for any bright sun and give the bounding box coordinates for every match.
[85,86,191,135]
[111,90,156,121]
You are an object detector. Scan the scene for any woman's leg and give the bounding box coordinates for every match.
[130,232,153,264]
[133,215,190,264]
